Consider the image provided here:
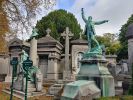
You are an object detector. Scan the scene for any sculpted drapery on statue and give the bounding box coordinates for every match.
[81,8,108,56]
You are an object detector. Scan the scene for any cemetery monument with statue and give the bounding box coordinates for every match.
[3,28,44,99]
[61,8,115,100]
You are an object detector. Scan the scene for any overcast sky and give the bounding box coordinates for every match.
[53,0,133,35]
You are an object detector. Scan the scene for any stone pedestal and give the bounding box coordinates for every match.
[61,80,101,100]
[76,57,115,97]
[47,59,59,80]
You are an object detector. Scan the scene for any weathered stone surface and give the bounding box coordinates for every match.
[76,56,115,97]
[105,55,117,64]
[61,27,73,80]
[71,43,88,75]
[61,80,100,100]
[48,83,64,95]
[14,73,24,91]
[36,70,43,91]
[22,79,36,92]
[38,28,63,80]
[30,37,38,66]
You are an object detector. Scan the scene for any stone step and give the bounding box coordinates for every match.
[27,87,36,92]
[3,89,24,99]
[5,88,31,96]
[3,88,46,99]
[27,84,35,88]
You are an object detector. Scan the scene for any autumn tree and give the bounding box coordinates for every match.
[0,0,57,37]
[0,0,56,53]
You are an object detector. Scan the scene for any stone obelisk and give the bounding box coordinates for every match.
[30,27,38,66]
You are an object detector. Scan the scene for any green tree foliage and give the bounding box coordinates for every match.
[96,33,121,55]
[36,9,82,43]
[118,14,133,61]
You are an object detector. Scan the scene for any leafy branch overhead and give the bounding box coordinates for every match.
[0,0,56,37]
[0,0,56,52]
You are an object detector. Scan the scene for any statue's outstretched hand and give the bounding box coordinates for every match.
[81,8,84,12]
[105,20,109,22]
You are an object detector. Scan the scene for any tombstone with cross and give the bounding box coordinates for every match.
[61,27,73,80]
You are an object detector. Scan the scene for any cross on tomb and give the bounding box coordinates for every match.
[79,32,82,39]
[61,27,73,79]
[46,28,51,36]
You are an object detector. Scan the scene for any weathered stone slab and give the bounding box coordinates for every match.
[48,83,64,95]
[61,80,100,100]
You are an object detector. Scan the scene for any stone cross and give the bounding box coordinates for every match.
[61,27,73,79]
[46,28,51,36]
[79,32,82,39]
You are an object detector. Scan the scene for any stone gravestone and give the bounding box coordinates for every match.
[61,27,73,80]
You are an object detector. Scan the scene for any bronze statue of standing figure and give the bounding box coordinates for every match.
[81,8,108,52]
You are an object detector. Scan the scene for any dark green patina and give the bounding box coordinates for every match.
[10,57,18,100]
[23,57,33,100]
[81,8,108,57]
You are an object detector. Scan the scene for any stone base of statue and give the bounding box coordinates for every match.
[61,80,101,100]
[61,46,115,99]
[76,51,115,96]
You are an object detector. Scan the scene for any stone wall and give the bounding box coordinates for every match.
[0,55,9,74]
[71,45,88,75]
[0,55,9,81]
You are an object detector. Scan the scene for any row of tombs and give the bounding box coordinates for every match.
[0,28,117,82]
[0,28,122,99]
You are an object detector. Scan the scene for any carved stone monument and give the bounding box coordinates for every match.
[30,27,38,66]
[61,27,73,80]
[3,28,44,99]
